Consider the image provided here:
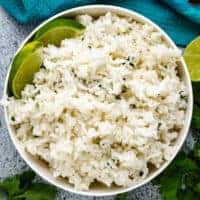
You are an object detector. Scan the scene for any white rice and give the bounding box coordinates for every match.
[7,13,188,190]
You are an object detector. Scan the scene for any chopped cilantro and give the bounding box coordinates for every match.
[121,84,127,93]
[129,104,136,109]
[0,170,57,200]
[115,94,121,100]
[11,116,15,121]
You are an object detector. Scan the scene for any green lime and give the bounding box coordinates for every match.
[34,18,85,46]
[9,41,43,98]
[183,36,200,82]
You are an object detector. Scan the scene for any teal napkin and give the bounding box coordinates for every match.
[163,0,200,24]
[0,0,199,46]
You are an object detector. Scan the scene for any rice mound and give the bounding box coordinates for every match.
[7,13,188,190]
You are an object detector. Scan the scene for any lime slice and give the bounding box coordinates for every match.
[34,18,85,46]
[9,41,43,98]
[183,36,200,81]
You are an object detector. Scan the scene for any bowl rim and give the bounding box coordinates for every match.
[2,4,193,197]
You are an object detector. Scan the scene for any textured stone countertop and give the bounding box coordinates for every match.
[1,6,190,200]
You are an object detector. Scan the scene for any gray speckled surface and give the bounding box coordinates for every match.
[0,6,166,200]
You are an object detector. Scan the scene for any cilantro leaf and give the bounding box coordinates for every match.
[192,104,200,129]
[0,171,57,200]
[193,143,200,160]
[15,183,57,200]
[153,153,199,200]
[193,82,200,106]
[0,174,21,197]
[154,169,182,200]
[177,188,195,200]
[194,182,200,193]
[159,177,180,200]
[0,187,7,200]
[19,170,35,191]
[0,170,36,199]
[175,157,198,172]
[117,193,127,200]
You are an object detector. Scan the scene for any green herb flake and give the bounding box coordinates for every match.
[129,104,136,109]
[115,94,121,100]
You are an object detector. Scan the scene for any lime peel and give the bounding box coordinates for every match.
[8,41,43,98]
[34,18,85,46]
[183,36,200,82]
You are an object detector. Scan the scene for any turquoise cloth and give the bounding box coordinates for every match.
[163,0,200,24]
[0,0,199,46]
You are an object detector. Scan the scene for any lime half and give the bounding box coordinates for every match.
[34,18,85,46]
[9,41,43,98]
[183,36,200,82]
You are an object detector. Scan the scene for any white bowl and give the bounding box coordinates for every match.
[3,5,193,197]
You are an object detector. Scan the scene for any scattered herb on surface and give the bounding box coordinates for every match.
[117,193,127,200]
[0,170,57,200]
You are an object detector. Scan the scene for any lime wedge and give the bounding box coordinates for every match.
[9,41,43,98]
[183,36,200,82]
[34,18,85,46]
